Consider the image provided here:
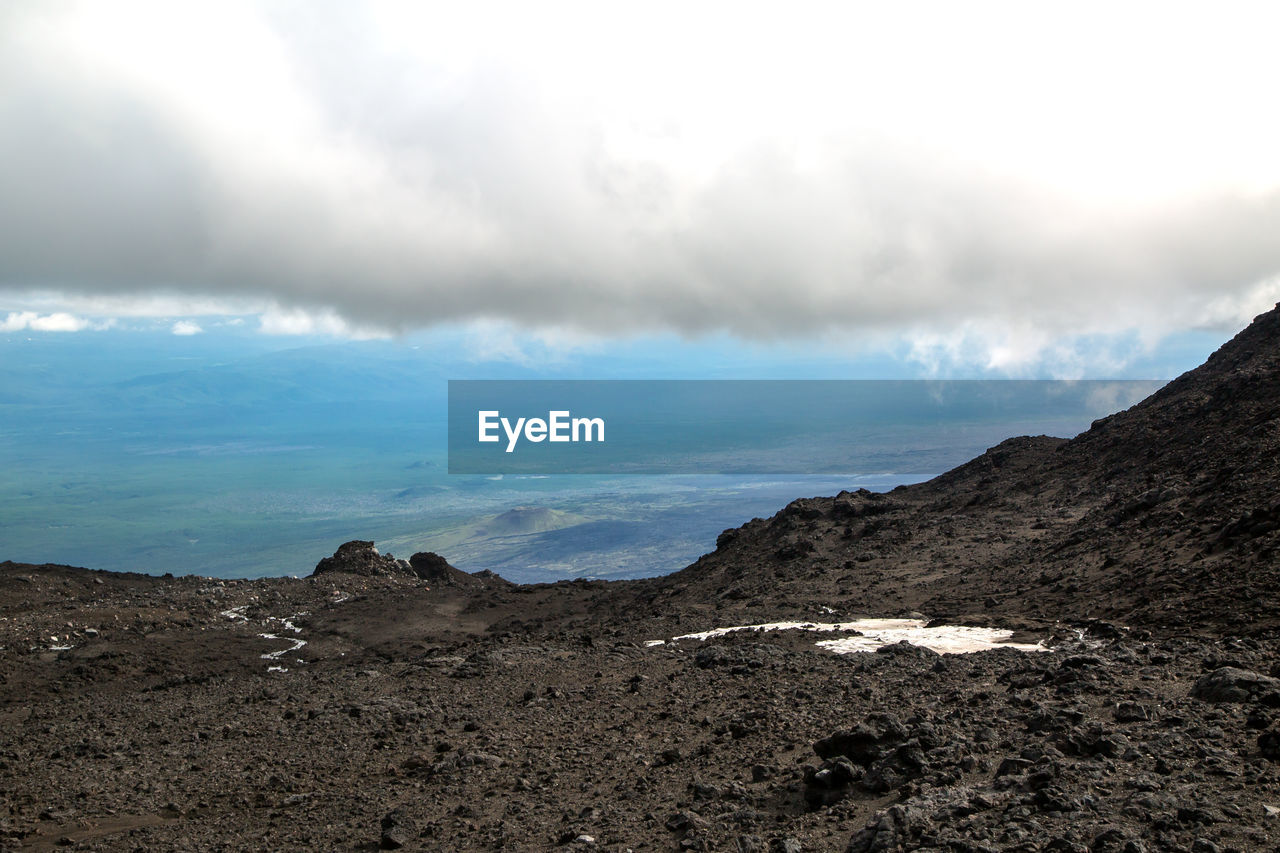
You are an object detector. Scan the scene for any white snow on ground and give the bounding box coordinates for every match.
[816,624,1047,655]
[221,605,309,670]
[648,618,1047,655]
[258,633,307,661]
[664,618,926,643]
[223,592,349,673]
[265,614,306,634]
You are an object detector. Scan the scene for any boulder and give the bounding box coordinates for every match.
[1260,725,1280,761]
[814,714,910,766]
[407,551,494,588]
[1192,667,1280,705]
[380,806,414,849]
[803,755,862,808]
[312,541,409,578]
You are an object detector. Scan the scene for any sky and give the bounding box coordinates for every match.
[2,1,1279,374]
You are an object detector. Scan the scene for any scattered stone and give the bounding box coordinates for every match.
[995,757,1033,777]
[1259,725,1280,761]
[874,640,938,659]
[803,756,862,808]
[380,806,414,849]
[1114,701,1151,722]
[665,810,706,834]
[846,805,915,853]
[1192,667,1280,704]
[814,714,909,766]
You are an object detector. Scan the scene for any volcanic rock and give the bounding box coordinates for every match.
[802,755,862,808]
[380,805,415,849]
[1192,667,1280,705]
[1260,726,1280,761]
[814,714,910,766]
[406,551,512,590]
[407,551,462,582]
[312,540,411,578]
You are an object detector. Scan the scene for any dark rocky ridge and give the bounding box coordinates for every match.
[311,541,512,591]
[2,306,1280,850]
[652,304,1280,635]
[407,550,512,590]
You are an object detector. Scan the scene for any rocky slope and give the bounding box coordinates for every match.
[654,304,1280,635]
[3,561,1279,852]
[2,306,1280,851]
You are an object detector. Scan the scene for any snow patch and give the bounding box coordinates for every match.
[817,624,1047,655]
[651,618,1047,655]
[258,633,307,660]
[265,613,306,634]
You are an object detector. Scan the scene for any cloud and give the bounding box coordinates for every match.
[459,319,601,366]
[1,311,91,332]
[1,2,1279,349]
[171,320,203,335]
[257,307,388,339]
[905,322,1149,379]
[0,291,268,319]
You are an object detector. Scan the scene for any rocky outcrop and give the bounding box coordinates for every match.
[406,551,454,581]
[309,542,510,589]
[311,540,412,578]
[407,551,497,588]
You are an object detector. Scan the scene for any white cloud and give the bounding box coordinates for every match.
[0,2,1278,348]
[257,307,388,339]
[1,311,90,332]
[171,320,203,335]
[459,320,601,366]
[904,320,1181,379]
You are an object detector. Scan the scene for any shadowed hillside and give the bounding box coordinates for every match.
[652,304,1280,633]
